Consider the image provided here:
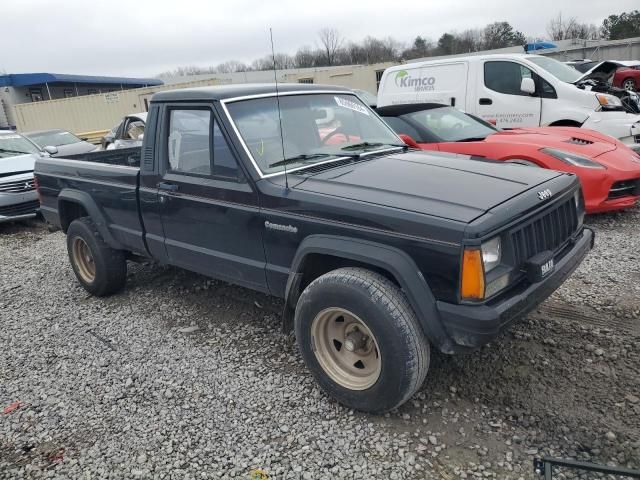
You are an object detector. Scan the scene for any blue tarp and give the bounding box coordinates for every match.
[524,42,558,52]
[0,73,163,87]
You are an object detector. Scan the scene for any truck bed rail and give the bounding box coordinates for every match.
[64,147,140,167]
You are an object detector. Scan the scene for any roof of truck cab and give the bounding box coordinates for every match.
[151,83,351,102]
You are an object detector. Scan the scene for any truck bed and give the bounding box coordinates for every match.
[35,149,145,256]
[64,147,141,167]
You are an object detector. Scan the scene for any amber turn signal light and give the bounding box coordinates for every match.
[461,248,485,300]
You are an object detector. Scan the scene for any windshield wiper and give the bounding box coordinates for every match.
[268,153,331,168]
[0,148,30,155]
[340,142,406,151]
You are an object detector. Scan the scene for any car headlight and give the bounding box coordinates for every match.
[596,93,622,108]
[481,236,501,273]
[540,148,606,169]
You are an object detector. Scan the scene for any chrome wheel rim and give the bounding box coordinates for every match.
[311,307,381,390]
[623,80,635,91]
[72,237,96,283]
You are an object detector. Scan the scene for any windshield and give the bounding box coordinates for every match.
[27,130,82,147]
[529,56,582,83]
[0,133,40,158]
[225,93,401,175]
[403,107,498,143]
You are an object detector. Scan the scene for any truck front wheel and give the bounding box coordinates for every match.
[294,267,430,413]
[66,217,127,296]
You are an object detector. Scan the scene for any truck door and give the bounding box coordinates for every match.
[477,60,541,128]
[156,105,267,292]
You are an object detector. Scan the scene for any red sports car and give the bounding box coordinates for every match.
[613,65,640,92]
[376,103,640,214]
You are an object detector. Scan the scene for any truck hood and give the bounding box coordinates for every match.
[486,127,618,157]
[0,153,37,177]
[292,151,563,223]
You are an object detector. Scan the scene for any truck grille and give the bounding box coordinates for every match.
[0,200,40,217]
[0,178,35,193]
[608,179,640,199]
[511,198,578,267]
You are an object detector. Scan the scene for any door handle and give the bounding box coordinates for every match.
[479,98,493,105]
[158,182,179,193]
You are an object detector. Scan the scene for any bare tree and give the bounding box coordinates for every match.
[546,12,599,40]
[317,28,343,66]
[214,60,249,74]
[294,46,317,68]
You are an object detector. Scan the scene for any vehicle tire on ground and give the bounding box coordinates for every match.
[66,217,127,296]
[622,78,637,91]
[294,267,430,413]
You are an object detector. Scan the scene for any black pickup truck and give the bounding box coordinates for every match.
[35,84,593,412]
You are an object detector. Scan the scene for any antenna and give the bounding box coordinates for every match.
[270,28,288,189]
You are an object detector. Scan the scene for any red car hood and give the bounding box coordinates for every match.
[485,127,619,158]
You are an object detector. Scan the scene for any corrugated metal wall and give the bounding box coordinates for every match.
[14,78,225,134]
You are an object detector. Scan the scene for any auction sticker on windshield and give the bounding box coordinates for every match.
[335,96,370,116]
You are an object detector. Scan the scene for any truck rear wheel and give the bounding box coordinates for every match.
[294,267,430,412]
[66,217,127,296]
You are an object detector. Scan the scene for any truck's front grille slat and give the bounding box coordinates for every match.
[510,197,578,267]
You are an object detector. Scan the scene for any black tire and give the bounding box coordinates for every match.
[622,78,636,91]
[294,267,430,413]
[66,217,127,296]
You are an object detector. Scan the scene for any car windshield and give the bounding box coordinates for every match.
[403,107,498,143]
[225,93,401,175]
[0,133,40,158]
[529,56,582,83]
[27,130,82,147]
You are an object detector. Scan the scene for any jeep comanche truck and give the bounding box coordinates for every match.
[35,84,593,413]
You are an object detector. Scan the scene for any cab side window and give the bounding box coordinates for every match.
[168,109,212,175]
[212,121,241,180]
[536,75,557,99]
[484,61,533,96]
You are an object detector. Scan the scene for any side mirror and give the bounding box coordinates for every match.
[399,134,420,149]
[137,134,144,141]
[43,145,58,156]
[521,77,536,95]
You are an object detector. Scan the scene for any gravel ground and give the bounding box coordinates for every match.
[0,209,639,480]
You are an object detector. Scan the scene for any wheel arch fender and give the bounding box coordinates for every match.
[285,234,455,353]
[58,189,122,250]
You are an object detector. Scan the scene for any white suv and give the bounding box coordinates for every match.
[0,131,41,223]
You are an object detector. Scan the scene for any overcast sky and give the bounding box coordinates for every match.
[2,0,637,78]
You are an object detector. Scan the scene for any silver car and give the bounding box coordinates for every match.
[24,129,97,157]
[0,132,41,223]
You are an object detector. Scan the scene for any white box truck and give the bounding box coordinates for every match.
[377,54,640,150]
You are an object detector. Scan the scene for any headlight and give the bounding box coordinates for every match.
[481,236,501,273]
[540,148,606,169]
[595,93,622,108]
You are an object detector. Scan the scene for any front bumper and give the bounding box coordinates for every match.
[0,190,39,223]
[436,228,593,351]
